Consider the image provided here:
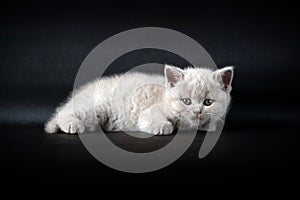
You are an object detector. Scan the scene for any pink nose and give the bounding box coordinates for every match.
[193,111,201,116]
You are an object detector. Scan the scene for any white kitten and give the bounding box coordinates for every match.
[45,64,233,135]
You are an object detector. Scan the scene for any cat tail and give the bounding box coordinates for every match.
[44,115,59,134]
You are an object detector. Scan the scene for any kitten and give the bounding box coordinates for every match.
[45,64,233,135]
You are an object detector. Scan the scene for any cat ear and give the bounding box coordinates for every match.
[213,66,234,91]
[165,64,184,87]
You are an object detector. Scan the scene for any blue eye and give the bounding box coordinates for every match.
[203,99,214,106]
[182,98,192,105]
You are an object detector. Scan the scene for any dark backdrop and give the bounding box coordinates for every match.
[0,0,299,186]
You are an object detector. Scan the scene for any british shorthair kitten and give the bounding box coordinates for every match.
[45,65,233,135]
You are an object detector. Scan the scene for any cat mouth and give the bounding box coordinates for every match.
[191,116,201,120]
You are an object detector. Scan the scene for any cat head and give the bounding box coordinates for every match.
[164,64,234,129]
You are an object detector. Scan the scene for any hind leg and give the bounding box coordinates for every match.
[45,112,86,134]
[57,114,86,134]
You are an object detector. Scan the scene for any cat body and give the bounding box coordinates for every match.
[45,65,233,135]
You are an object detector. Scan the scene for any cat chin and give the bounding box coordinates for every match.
[200,123,217,132]
[191,118,201,126]
[178,117,200,129]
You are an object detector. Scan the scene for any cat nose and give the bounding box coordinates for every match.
[193,111,201,116]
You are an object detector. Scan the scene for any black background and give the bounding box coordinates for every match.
[0,0,299,187]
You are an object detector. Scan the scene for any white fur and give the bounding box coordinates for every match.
[45,65,233,135]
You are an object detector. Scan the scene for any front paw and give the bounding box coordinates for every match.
[152,121,174,135]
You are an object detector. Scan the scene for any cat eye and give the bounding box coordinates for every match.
[181,98,192,105]
[203,99,214,106]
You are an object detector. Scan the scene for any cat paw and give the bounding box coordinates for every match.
[152,121,174,135]
[57,117,85,134]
